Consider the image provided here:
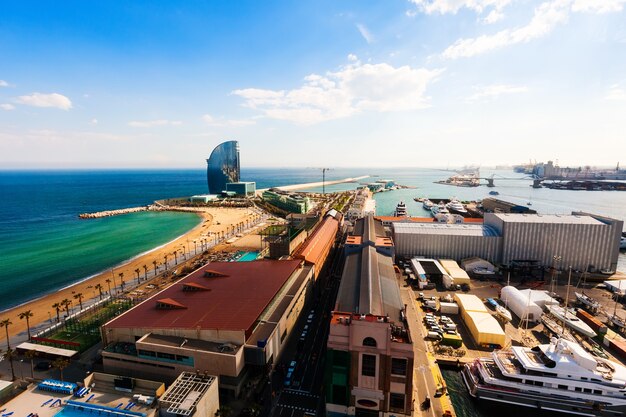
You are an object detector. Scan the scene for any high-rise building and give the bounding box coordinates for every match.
[206,140,240,194]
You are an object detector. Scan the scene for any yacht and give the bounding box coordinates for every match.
[610,315,626,331]
[394,201,408,217]
[495,305,512,322]
[446,198,468,214]
[575,292,601,314]
[422,199,434,210]
[462,338,626,416]
[546,305,597,338]
[431,203,449,217]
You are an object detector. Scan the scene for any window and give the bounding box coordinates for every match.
[389,393,405,410]
[594,390,602,395]
[575,387,582,392]
[391,358,407,376]
[558,385,568,390]
[362,354,376,377]
[363,337,377,347]
[157,352,176,360]
[583,388,592,393]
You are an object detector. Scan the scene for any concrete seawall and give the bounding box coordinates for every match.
[78,206,151,218]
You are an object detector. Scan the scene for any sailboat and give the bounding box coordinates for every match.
[546,267,597,338]
[610,292,626,331]
[574,269,600,314]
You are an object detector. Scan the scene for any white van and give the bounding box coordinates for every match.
[426,331,442,341]
[443,323,457,331]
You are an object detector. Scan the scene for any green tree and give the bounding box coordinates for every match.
[0,319,12,349]
[3,347,16,381]
[95,284,104,300]
[135,268,141,284]
[52,357,69,381]
[52,302,61,322]
[25,349,37,379]
[73,292,84,310]
[18,310,34,340]
[61,298,71,316]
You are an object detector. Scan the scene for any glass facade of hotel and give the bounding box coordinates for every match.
[206,140,240,194]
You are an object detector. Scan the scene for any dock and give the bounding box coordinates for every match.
[79,206,151,218]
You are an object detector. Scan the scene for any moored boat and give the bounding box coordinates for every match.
[461,338,626,416]
[546,305,597,338]
[495,305,512,322]
[575,291,601,313]
[422,199,434,210]
[394,201,408,217]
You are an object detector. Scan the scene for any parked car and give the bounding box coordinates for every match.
[288,360,296,373]
[284,371,293,386]
[426,332,442,341]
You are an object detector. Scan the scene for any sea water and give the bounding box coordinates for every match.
[1,168,624,311]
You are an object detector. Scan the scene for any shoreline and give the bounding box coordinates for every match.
[0,206,260,344]
[0,212,204,314]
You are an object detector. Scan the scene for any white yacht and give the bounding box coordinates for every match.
[446,198,468,214]
[430,202,449,217]
[422,199,434,210]
[462,338,626,416]
[575,292,601,314]
[546,305,597,338]
[394,201,407,217]
[495,305,512,322]
[610,315,626,331]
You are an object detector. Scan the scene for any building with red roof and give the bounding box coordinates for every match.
[102,259,314,397]
[294,215,339,279]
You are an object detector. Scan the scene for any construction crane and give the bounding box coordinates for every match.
[306,167,332,194]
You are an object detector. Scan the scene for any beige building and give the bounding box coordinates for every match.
[326,216,413,417]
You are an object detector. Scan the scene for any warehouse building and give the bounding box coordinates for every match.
[326,215,413,417]
[294,214,339,281]
[454,294,506,349]
[101,260,313,398]
[439,259,471,287]
[393,222,501,261]
[485,212,623,271]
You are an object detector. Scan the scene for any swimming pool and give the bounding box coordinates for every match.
[55,401,145,417]
[237,251,259,262]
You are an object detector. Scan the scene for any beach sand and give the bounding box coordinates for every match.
[0,206,261,344]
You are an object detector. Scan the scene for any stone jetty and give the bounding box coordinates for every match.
[78,206,152,218]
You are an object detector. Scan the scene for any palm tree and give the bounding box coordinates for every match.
[105,279,112,296]
[18,310,34,340]
[118,272,124,290]
[52,302,61,322]
[52,357,69,381]
[152,260,158,276]
[3,347,16,381]
[163,255,169,271]
[73,292,84,310]
[25,349,37,379]
[135,268,141,284]
[143,264,148,281]
[0,319,12,349]
[61,298,71,316]
[95,283,104,300]
[173,250,178,265]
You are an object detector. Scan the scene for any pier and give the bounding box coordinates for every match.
[78,206,151,218]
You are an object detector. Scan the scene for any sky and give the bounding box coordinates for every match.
[1,0,626,169]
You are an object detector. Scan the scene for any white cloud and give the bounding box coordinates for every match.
[347,53,359,62]
[408,0,512,15]
[91,118,98,125]
[14,92,72,110]
[442,0,570,59]
[201,114,255,127]
[572,0,626,13]
[467,84,528,100]
[128,119,182,128]
[232,61,443,125]
[356,24,373,43]
[0,80,8,87]
[606,84,626,100]
[1,103,15,111]
[483,9,505,23]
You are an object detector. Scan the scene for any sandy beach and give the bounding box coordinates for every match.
[0,206,261,345]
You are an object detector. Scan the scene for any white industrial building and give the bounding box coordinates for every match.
[454,294,506,348]
[393,223,501,261]
[518,289,559,309]
[500,286,544,323]
[393,212,622,272]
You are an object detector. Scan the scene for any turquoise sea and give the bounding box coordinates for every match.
[1,168,625,311]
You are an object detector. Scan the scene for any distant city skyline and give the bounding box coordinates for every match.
[1,1,625,168]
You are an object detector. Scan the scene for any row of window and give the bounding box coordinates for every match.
[137,349,194,366]
[523,379,602,395]
[361,354,408,377]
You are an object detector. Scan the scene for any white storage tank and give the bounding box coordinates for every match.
[501,286,543,323]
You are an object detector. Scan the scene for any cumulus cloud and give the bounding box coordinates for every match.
[467,84,528,100]
[408,0,512,15]
[232,61,443,125]
[347,53,359,62]
[202,114,256,127]
[14,92,72,110]
[0,80,8,87]
[356,24,373,43]
[128,119,182,128]
[443,0,570,59]
[572,0,626,13]
[606,84,626,100]
[1,103,15,111]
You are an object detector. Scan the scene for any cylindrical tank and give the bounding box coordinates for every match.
[501,286,543,322]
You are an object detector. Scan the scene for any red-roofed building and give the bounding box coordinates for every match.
[294,215,339,280]
[102,259,314,396]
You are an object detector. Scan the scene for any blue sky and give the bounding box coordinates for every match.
[1,0,625,168]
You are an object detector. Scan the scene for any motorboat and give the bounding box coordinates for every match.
[430,203,449,216]
[610,315,626,331]
[462,338,626,416]
[394,201,408,217]
[574,291,601,313]
[422,199,434,210]
[446,198,468,214]
[546,305,597,338]
[488,191,499,195]
[495,305,512,322]
[472,267,495,276]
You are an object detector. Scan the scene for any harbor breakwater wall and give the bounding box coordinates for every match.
[78,203,208,219]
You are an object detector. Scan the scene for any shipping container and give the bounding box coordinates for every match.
[439,302,459,315]
[576,309,607,334]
